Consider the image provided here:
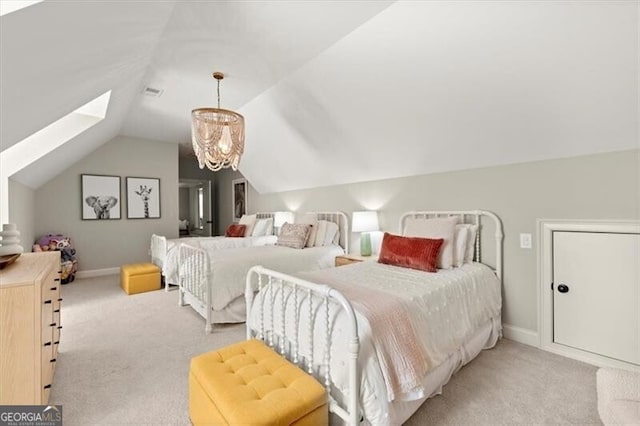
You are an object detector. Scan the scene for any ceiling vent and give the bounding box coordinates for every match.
[142,86,164,97]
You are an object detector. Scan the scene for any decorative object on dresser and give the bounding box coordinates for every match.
[335,253,379,267]
[191,72,245,171]
[81,174,121,220]
[126,177,161,219]
[0,251,62,404]
[351,211,379,256]
[0,223,24,268]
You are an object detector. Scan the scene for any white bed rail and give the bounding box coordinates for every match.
[246,265,361,426]
[178,244,213,333]
[399,210,504,282]
[150,233,167,271]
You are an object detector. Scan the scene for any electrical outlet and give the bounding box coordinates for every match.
[520,233,532,249]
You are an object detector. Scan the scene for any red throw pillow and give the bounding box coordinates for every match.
[225,224,247,237]
[378,232,444,273]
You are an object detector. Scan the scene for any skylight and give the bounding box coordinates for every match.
[0,90,111,222]
[0,0,44,17]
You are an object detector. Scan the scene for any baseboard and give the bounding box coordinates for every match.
[502,323,539,347]
[76,267,120,279]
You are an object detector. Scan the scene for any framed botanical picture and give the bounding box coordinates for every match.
[232,178,247,222]
[126,177,161,219]
[81,174,121,220]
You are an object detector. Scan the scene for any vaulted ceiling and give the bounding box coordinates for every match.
[1,1,637,192]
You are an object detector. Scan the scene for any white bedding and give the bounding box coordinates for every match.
[203,244,344,311]
[163,235,277,284]
[248,261,501,425]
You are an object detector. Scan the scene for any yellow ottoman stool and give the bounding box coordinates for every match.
[189,339,328,426]
[120,263,161,295]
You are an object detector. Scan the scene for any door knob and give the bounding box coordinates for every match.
[557,284,569,293]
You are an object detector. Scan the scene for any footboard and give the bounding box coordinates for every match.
[245,266,361,426]
[178,244,213,333]
[150,234,167,270]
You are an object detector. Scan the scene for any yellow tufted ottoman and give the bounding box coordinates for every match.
[189,339,328,426]
[120,263,161,295]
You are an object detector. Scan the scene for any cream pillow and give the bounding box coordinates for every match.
[251,218,272,237]
[314,220,328,247]
[295,213,318,248]
[239,214,257,237]
[453,225,469,267]
[324,221,339,246]
[465,224,479,263]
[277,223,311,249]
[403,216,459,269]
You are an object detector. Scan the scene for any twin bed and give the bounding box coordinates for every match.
[245,210,503,425]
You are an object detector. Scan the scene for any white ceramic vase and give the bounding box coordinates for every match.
[0,223,24,256]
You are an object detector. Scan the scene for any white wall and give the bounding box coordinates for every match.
[235,149,639,337]
[35,135,178,271]
[7,178,35,252]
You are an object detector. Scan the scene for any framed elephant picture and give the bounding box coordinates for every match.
[81,174,121,220]
[126,177,161,219]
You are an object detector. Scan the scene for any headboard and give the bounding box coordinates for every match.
[300,211,349,253]
[399,210,503,282]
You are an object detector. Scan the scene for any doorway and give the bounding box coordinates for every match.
[178,179,213,237]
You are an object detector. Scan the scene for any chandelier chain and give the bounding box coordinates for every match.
[217,78,221,109]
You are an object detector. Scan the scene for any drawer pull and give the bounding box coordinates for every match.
[57,326,62,330]
[43,384,51,389]
[44,300,52,304]
[54,278,60,282]
[44,341,52,347]
[50,358,56,363]
[58,298,63,302]
[54,309,60,313]
[49,322,56,327]
[50,287,58,291]
[54,341,60,345]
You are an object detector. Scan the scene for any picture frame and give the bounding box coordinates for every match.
[81,174,121,220]
[232,178,247,222]
[126,177,161,219]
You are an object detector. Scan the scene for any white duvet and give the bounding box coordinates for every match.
[163,235,277,284]
[248,261,501,425]
[197,244,344,311]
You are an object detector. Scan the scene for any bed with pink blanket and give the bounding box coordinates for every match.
[245,210,503,425]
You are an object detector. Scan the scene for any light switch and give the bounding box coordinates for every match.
[520,233,532,249]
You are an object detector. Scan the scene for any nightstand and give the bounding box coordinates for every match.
[335,254,378,267]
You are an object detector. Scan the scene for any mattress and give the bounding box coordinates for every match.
[247,261,502,425]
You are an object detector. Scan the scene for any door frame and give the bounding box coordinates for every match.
[538,219,640,369]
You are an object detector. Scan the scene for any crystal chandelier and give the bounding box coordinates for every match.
[191,72,245,171]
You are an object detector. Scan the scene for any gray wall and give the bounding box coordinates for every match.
[231,149,639,335]
[8,178,35,252]
[35,135,179,271]
[178,187,189,221]
[212,168,250,236]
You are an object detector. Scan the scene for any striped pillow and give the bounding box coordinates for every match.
[276,223,311,249]
[378,232,444,273]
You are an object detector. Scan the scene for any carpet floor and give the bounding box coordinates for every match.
[50,275,602,425]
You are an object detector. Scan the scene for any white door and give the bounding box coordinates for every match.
[553,231,640,365]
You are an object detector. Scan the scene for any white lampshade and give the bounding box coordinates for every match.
[352,211,379,233]
[274,211,294,228]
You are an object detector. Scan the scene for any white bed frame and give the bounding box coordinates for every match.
[150,212,276,292]
[178,211,349,333]
[245,210,503,425]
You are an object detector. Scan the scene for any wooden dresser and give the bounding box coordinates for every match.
[0,251,62,404]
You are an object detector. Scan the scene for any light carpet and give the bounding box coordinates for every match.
[50,274,601,425]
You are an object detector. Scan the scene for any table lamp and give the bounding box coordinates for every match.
[352,211,379,256]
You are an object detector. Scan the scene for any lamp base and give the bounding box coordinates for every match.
[360,233,372,257]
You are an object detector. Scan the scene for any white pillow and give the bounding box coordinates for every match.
[314,220,328,247]
[403,216,459,269]
[239,214,257,237]
[324,221,339,246]
[295,213,318,248]
[453,225,469,267]
[251,218,272,237]
[465,224,479,263]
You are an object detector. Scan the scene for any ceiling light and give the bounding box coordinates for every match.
[191,72,245,171]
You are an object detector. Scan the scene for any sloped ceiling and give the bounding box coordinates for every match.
[1,1,637,192]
